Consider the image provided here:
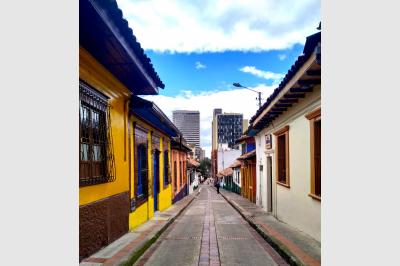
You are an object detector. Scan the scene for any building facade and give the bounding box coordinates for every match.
[251,31,321,241]
[242,119,249,134]
[187,158,200,194]
[231,160,242,194]
[216,113,243,149]
[199,148,206,161]
[211,109,245,179]
[171,137,191,203]
[129,96,180,230]
[79,0,166,259]
[211,149,218,178]
[238,150,257,203]
[211,108,222,150]
[217,144,241,173]
[172,110,200,148]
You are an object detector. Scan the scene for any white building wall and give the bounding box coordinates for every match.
[255,137,265,208]
[188,171,200,194]
[255,85,321,241]
[233,168,241,187]
[217,149,241,173]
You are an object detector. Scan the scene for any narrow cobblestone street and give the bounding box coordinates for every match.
[134,185,287,266]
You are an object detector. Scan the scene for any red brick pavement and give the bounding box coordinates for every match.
[199,189,220,266]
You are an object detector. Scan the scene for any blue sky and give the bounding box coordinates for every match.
[116,0,320,157]
[148,45,304,97]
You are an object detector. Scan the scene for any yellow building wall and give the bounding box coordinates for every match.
[128,202,149,229]
[128,116,172,230]
[158,138,172,211]
[79,46,131,206]
[147,131,155,218]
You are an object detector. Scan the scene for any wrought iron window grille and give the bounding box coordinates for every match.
[135,127,149,199]
[79,81,116,187]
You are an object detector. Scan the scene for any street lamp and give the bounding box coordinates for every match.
[233,83,262,108]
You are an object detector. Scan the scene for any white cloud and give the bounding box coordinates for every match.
[143,84,275,158]
[278,54,287,60]
[239,66,284,84]
[195,61,206,69]
[116,0,320,53]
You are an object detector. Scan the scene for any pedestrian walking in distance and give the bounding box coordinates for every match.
[216,179,220,194]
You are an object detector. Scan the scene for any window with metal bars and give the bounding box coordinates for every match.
[79,81,115,187]
[135,126,149,200]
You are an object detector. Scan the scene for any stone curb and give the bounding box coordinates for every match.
[217,189,306,266]
[119,189,201,266]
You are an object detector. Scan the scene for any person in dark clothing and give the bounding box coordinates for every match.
[215,179,220,194]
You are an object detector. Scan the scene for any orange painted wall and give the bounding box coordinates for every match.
[171,149,187,197]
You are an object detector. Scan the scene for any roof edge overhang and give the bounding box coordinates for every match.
[237,150,256,160]
[250,32,321,130]
[80,0,164,95]
[252,52,319,129]
[130,96,180,137]
[171,139,192,152]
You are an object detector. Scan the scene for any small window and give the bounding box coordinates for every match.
[79,81,115,186]
[273,126,290,187]
[164,149,169,187]
[306,108,321,200]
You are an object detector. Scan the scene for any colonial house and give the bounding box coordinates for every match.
[217,143,241,174]
[234,134,257,201]
[237,150,257,203]
[79,0,165,260]
[187,158,200,194]
[250,31,321,241]
[171,137,191,203]
[230,160,242,194]
[128,96,180,229]
[218,167,233,191]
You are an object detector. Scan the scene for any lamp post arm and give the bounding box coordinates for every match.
[243,86,262,108]
[233,83,262,108]
[241,86,259,94]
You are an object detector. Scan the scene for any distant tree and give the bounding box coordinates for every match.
[199,157,211,178]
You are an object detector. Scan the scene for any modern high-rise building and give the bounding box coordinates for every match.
[242,119,249,133]
[199,148,206,161]
[211,108,245,178]
[172,110,200,148]
[213,108,222,117]
[215,112,243,149]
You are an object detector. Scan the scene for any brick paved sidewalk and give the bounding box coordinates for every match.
[80,191,199,266]
[219,189,321,266]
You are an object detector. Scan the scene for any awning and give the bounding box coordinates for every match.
[219,167,233,177]
[229,160,242,168]
[237,150,256,161]
[188,158,200,167]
